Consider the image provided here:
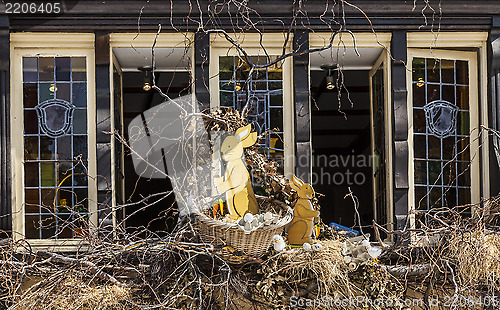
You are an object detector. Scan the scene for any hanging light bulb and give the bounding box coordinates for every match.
[321,64,338,91]
[138,66,153,92]
[326,75,335,90]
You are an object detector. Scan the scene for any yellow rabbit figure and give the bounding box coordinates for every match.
[214,124,259,220]
[287,175,320,245]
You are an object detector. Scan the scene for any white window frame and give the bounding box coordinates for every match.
[209,33,295,177]
[406,32,490,223]
[10,33,97,250]
[368,49,393,231]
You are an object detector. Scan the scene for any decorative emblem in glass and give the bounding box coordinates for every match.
[35,99,75,138]
[423,99,458,138]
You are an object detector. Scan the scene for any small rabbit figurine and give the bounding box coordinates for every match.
[214,124,259,220]
[287,175,320,245]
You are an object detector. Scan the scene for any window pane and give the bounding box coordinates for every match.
[24,110,38,134]
[25,189,40,214]
[456,86,469,110]
[72,83,87,107]
[41,215,57,239]
[427,59,440,83]
[40,162,56,187]
[57,135,72,160]
[73,110,87,134]
[24,136,38,160]
[413,83,425,107]
[58,189,73,213]
[73,136,88,160]
[55,57,71,81]
[23,83,38,108]
[412,57,425,81]
[57,214,73,238]
[40,136,55,160]
[56,83,70,101]
[219,56,234,80]
[441,59,454,84]
[25,215,40,239]
[39,83,55,102]
[456,60,468,85]
[23,57,38,82]
[57,161,73,187]
[24,162,39,187]
[414,135,426,159]
[41,188,56,211]
[39,57,54,81]
[74,162,88,186]
[413,109,426,133]
[442,84,454,103]
[72,57,86,81]
[74,188,89,212]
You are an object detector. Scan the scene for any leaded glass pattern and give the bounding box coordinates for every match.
[371,67,387,225]
[219,56,284,168]
[23,56,89,239]
[412,57,471,212]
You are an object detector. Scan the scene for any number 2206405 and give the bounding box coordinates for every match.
[5,2,61,14]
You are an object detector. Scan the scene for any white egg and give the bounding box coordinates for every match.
[302,242,312,251]
[367,246,382,259]
[263,212,273,221]
[312,243,323,251]
[244,213,254,223]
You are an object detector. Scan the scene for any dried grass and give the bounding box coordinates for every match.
[449,228,500,286]
[260,239,350,298]
[11,274,137,310]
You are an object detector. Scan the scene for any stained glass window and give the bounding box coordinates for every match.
[23,56,89,239]
[219,56,284,169]
[412,57,471,213]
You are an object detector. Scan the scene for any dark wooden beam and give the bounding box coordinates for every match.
[489,16,500,197]
[194,31,210,111]
[123,86,187,94]
[312,109,370,116]
[293,29,311,182]
[391,30,409,234]
[311,85,370,94]
[312,128,367,136]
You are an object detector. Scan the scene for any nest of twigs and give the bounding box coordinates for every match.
[448,226,500,286]
[252,239,350,306]
[12,274,136,310]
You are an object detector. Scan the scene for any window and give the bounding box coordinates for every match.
[210,33,294,177]
[412,56,472,211]
[11,34,96,245]
[23,56,89,239]
[407,46,486,217]
[219,55,285,168]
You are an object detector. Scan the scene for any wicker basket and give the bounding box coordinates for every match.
[194,196,293,263]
